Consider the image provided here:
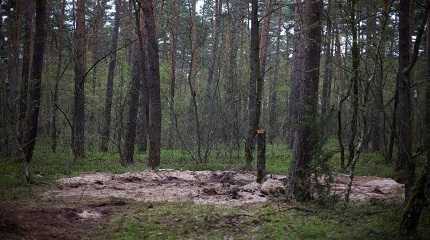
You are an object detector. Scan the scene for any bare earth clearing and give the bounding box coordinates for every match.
[46,170,404,206]
[1,170,405,240]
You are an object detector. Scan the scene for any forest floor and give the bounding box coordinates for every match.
[1,143,429,239]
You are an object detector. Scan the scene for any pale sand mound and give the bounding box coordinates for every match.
[44,170,404,206]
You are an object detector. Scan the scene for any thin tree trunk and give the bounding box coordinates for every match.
[121,45,141,165]
[320,0,333,137]
[50,0,65,153]
[100,0,122,152]
[259,0,273,81]
[72,0,87,160]
[347,0,360,169]
[187,0,203,162]
[167,0,179,149]
[268,11,283,143]
[206,0,221,116]
[22,0,47,182]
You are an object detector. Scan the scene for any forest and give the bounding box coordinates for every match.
[0,0,430,239]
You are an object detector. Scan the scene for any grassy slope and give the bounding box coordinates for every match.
[0,141,429,239]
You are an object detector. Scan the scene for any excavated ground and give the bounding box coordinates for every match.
[45,170,405,206]
[1,170,405,239]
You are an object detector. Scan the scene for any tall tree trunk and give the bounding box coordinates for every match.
[259,0,273,81]
[0,0,6,155]
[320,0,333,137]
[287,1,305,148]
[187,0,203,162]
[50,0,65,153]
[367,1,384,152]
[347,0,360,169]
[100,0,122,152]
[22,0,47,182]
[268,11,283,143]
[89,0,107,94]
[72,0,87,160]
[399,10,430,236]
[18,0,34,148]
[245,0,263,169]
[6,0,22,156]
[396,0,414,199]
[121,45,141,165]
[288,0,322,201]
[142,0,161,169]
[206,0,221,116]
[167,0,179,149]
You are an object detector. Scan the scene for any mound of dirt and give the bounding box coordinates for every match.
[44,170,404,206]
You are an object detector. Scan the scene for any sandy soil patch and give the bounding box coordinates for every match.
[44,170,404,205]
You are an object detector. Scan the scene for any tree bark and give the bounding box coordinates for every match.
[399,11,430,233]
[268,11,283,143]
[141,0,161,169]
[347,0,360,169]
[396,0,414,199]
[121,45,141,165]
[167,0,179,149]
[245,0,263,169]
[22,0,47,182]
[50,0,65,153]
[6,0,22,156]
[100,0,122,152]
[18,0,34,148]
[320,0,333,137]
[287,1,305,149]
[259,0,273,81]
[72,0,87,160]
[288,0,322,201]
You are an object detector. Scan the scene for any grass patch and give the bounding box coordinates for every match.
[96,202,430,240]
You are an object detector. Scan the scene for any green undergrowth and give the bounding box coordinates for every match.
[94,202,430,240]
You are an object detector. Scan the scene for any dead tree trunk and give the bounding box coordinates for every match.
[256,129,266,184]
[100,0,122,152]
[72,0,87,160]
[22,0,47,182]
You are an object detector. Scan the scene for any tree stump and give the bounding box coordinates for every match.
[256,129,266,183]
